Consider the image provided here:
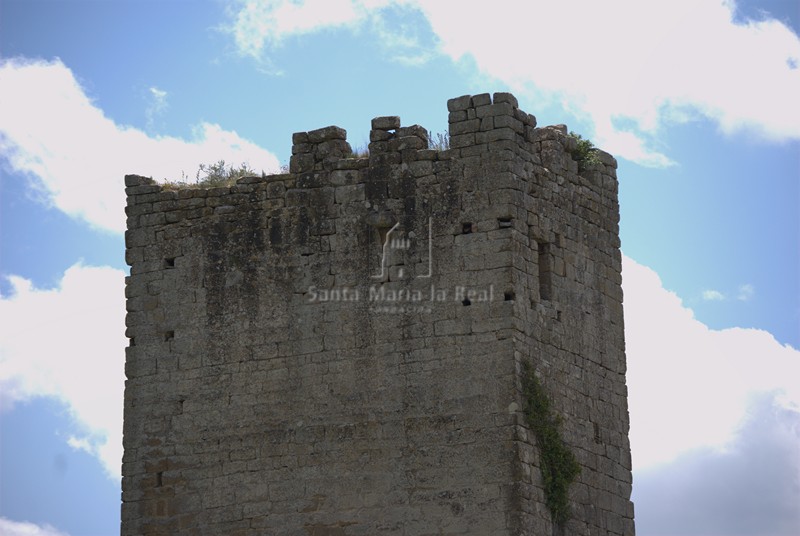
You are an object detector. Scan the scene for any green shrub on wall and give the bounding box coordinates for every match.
[568,131,602,172]
[522,361,581,526]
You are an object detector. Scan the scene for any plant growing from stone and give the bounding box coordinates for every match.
[428,130,450,151]
[568,131,601,171]
[163,160,259,189]
[522,361,581,527]
[347,143,369,158]
[195,160,258,187]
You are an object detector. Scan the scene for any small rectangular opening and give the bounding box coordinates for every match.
[504,290,515,301]
[164,257,176,269]
[538,241,552,301]
[156,471,163,487]
[462,222,473,234]
[498,216,513,229]
[163,331,174,342]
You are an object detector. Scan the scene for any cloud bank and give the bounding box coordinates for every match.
[623,255,800,535]
[0,58,281,233]
[0,264,127,479]
[633,393,800,536]
[226,0,800,166]
[0,518,70,536]
[624,255,799,469]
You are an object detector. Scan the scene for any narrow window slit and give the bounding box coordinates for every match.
[164,330,174,342]
[504,290,515,301]
[498,216,513,229]
[537,241,553,301]
[462,222,473,234]
[462,298,471,306]
[156,471,163,487]
[164,257,176,269]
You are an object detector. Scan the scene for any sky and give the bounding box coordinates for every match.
[0,0,798,535]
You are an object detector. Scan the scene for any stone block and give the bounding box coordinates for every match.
[447,95,472,112]
[476,127,517,144]
[126,184,162,196]
[371,116,401,130]
[450,133,476,149]
[493,114,524,133]
[291,142,313,155]
[448,110,468,123]
[307,125,347,143]
[475,102,515,118]
[451,118,480,135]
[335,184,365,204]
[370,129,393,142]
[493,92,519,108]
[471,93,491,107]
[290,153,314,174]
[125,174,155,187]
[396,125,428,141]
[390,136,426,151]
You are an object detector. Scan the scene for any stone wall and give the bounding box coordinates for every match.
[121,92,634,535]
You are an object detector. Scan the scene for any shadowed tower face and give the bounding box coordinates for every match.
[121,92,635,535]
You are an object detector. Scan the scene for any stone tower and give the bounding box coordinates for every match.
[121,92,634,535]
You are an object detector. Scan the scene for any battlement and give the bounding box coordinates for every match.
[122,93,633,535]
[126,92,619,241]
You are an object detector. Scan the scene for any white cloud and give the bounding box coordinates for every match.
[633,392,800,535]
[368,5,436,66]
[0,518,70,536]
[702,289,726,301]
[625,256,800,533]
[227,0,431,68]
[145,86,168,132]
[623,255,800,470]
[0,57,281,233]
[701,283,756,302]
[0,264,126,479]
[229,0,369,58]
[737,283,755,301]
[226,0,800,166]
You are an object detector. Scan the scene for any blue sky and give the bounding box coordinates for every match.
[0,1,798,535]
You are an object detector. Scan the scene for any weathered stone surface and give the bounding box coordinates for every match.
[371,116,401,130]
[493,91,519,108]
[395,124,428,141]
[471,92,492,107]
[369,129,393,142]
[122,93,634,536]
[307,125,347,142]
[125,174,155,187]
[447,94,472,112]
